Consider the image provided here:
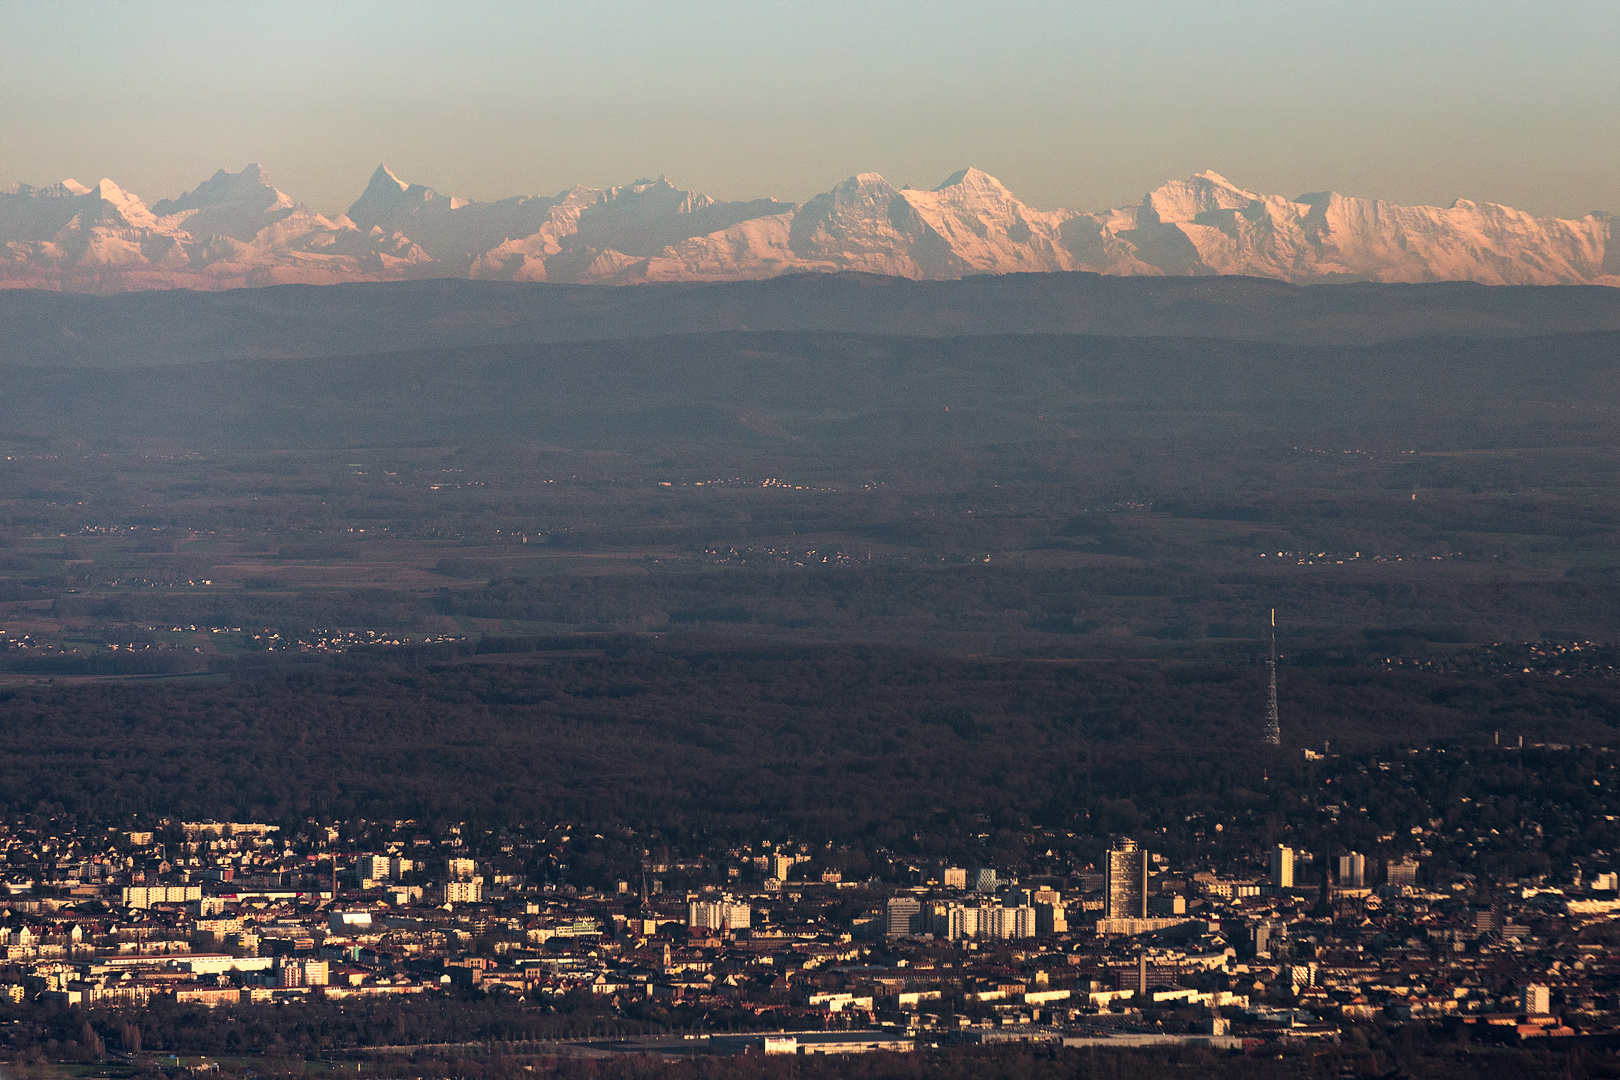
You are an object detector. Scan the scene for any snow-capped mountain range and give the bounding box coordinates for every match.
[3,164,1616,292]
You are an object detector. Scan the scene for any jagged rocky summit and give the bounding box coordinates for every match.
[2,164,1615,292]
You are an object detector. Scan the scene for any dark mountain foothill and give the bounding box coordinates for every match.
[5,272,1620,368]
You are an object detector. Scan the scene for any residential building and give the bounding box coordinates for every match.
[1387,858,1420,888]
[1149,894,1187,916]
[1251,919,1285,958]
[121,885,201,908]
[444,879,483,904]
[688,900,751,933]
[946,904,980,941]
[356,854,400,883]
[1270,845,1294,889]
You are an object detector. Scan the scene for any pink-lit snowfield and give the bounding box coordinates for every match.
[3,164,1616,292]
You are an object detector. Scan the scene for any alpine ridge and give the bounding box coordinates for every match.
[2,165,1615,292]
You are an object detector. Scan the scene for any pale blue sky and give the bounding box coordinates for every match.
[4,0,1617,218]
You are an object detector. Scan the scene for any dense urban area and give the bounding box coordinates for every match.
[5,769,1620,1077]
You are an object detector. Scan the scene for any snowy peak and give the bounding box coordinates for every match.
[152,164,302,242]
[2,179,94,198]
[354,164,420,208]
[154,164,284,212]
[347,164,443,231]
[786,172,952,276]
[0,165,1614,291]
[570,176,788,261]
[0,175,159,243]
[89,178,158,226]
[933,167,1009,195]
[1144,171,1263,224]
[370,164,409,194]
[897,168,1071,274]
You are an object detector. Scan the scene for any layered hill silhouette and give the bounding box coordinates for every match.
[8,275,1620,369]
[3,164,1615,293]
[2,328,1617,448]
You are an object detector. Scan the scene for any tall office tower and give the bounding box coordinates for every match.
[1270,845,1294,888]
[1263,609,1281,745]
[1105,840,1148,920]
[885,896,922,938]
[1338,851,1366,888]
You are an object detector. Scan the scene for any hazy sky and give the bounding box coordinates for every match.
[5,0,1618,218]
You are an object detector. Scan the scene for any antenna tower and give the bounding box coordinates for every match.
[1263,609,1281,745]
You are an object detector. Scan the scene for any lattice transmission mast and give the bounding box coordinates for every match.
[1263,608,1281,745]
